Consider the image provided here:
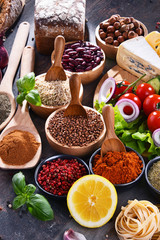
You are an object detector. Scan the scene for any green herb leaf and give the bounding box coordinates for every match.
[12,172,26,195]
[16,92,27,105]
[27,194,54,221]
[25,89,41,106]
[16,72,35,92]
[13,195,26,209]
[24,184,36,196]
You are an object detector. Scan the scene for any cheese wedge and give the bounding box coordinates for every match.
[116,36,160,81]
[145,31,160,56]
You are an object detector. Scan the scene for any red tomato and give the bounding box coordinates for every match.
[136,83,155,102]
[119,93,142,110]
[147,111,160,132]
[112,80,133,98]
[143,94,160,116]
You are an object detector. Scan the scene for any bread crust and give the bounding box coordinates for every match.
[34,0,86,55]
[0,0,25,32]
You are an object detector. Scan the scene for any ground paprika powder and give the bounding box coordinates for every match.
[0,130,40,165]
[92,151,143,184]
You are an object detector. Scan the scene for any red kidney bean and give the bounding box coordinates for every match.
[71,43,81,48]
[61,41,104,72]
[68,51,77,56]
[65,48,73,53]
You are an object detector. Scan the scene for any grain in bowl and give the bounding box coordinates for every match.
[35,74,71,106]
[47,109,104,147]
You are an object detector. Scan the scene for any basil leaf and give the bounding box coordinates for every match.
[13,195,26,209]
[16,92,27,105]
[25,89,41,106]
[12,172,26,195]
[16,77,24,92]
[24,184,36,196]
[27,194,54,221]
[17,72,35,92]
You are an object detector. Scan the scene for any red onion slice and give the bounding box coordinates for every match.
[152,128,160,147]
[98,77,116,104]
[116,98,140,122]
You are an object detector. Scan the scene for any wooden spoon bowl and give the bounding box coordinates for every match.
[45,106,106,157]
[51,41,106,85]
[29,73,83,119]
[0,46,42,169]
[101,105,126,158]
[0,22,30,131]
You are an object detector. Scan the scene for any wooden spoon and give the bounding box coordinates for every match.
[0,22,30,131]
[101,105,126,157]
[64,74,87,118]
[0,46,42,169]
[45,35,66,81]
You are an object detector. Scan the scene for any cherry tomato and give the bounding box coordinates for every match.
[119,93,142,110]
[147,111,160,132]
[143,94,160,116]
[112,80,133,98]
[136,83,155,102]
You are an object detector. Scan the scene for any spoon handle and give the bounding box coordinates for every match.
[1,22,30,89]
[54,35,65,67]
[20,46,35,77]
[16,46,35,116]
[69,74,81,105]
[102,105,117,139]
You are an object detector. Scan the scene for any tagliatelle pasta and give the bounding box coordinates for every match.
[115,199,160,240]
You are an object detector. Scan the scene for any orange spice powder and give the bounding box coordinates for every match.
[92,151,143,184]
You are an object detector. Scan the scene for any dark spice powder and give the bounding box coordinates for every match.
[0,93,11,125]
[48,109,104,147]
[0,130,40,165]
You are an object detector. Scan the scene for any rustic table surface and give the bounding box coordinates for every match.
[0,0,160,239]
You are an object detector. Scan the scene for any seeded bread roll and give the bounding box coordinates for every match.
[34,0,86,55]
[0,0,25,32]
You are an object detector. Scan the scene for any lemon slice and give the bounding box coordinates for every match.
[67,175,118,228]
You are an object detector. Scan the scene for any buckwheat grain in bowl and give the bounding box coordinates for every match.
[45,107,106,157]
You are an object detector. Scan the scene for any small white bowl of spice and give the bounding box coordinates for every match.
[29,73,83,118]
[145,156,160,198]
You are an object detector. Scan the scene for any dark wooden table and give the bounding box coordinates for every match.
[0,0,160,239]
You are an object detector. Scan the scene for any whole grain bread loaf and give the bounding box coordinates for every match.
[34,0,86,55]
[0,0,25,33]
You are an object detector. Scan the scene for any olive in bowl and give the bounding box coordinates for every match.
[145,156,160,198]
[35,154,90,199]
[89,146,145,188]
[51,41,105,84]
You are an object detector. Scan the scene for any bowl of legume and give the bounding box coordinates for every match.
[29,73,83,119]
[45,106,106,157]
[89,146,145,188]
[34,154,90,198]
[145,157,160,198]
[51,41,105,85]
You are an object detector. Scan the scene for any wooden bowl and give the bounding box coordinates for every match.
[45,106,106,157]
[29,73,83,119]
[95,19,148,60]
[51,41,106,85]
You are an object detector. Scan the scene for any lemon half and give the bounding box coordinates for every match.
[67,175,118,228]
